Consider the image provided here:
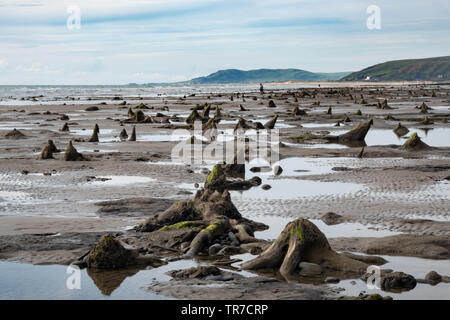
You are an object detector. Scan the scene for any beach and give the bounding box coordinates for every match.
[0,83,449,300]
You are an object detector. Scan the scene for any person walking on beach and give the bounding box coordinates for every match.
[260,83,264,94]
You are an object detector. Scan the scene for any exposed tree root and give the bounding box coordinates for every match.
[242,219,368,281]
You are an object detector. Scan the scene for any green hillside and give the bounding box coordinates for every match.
[341,56,450,81]
[188,69,350,84]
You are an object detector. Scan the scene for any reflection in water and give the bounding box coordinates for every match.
[87,268,140,296]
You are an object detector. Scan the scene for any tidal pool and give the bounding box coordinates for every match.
[329,255,450,300]
[0,259,199,300]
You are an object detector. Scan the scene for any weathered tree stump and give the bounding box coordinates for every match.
[88,125,99,142]
[399,133,430,151]
[393,123,409,137]
[129,126,136,141]
[64,141,85,161]
[264,115,278,130]
[60,123,69,132]
[5,128,26,139]
[242,219,368,281]
[325,119,373,144]
[39,140,59,160]
[119,128,128,141]
[186,109,203,124]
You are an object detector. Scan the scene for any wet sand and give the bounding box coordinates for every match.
[0,83,449,299]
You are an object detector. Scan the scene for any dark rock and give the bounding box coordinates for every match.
[393,123,409,137]
[169,266,221,280]
[320,212,344,225]
[381,272,417,292]
[425,271,442,284]
[268,100,276,108]
[325,277,340,283]
[273,165,283,176]
[208,243,223,256]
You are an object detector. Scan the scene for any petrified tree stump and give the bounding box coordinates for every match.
[399,133,430,151]
[393,123,409,137]
[325,119,373,145]
[119,128,128,141]
[242,219,368,281]
[264,115,278,130]
[39,140,59,160]
[64,141,85,161]
[129,126,136,141]
[88,125,99,142]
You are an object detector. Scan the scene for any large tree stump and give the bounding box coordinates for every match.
[86,234,165,270]
[325,119,373,143]
[184,218,231,257]
[242,219,368,281]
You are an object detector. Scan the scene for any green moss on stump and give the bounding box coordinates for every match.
[295,226,303,242]
[86,234,135,269]
[206,164,223,184]
[160,221,203,231]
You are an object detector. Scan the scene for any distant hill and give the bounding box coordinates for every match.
[188,69,351,84]
[341,56,450,82]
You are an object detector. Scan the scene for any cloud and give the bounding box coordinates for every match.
[0,0,449,84]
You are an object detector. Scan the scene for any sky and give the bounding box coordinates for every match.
[0,0,449,85]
